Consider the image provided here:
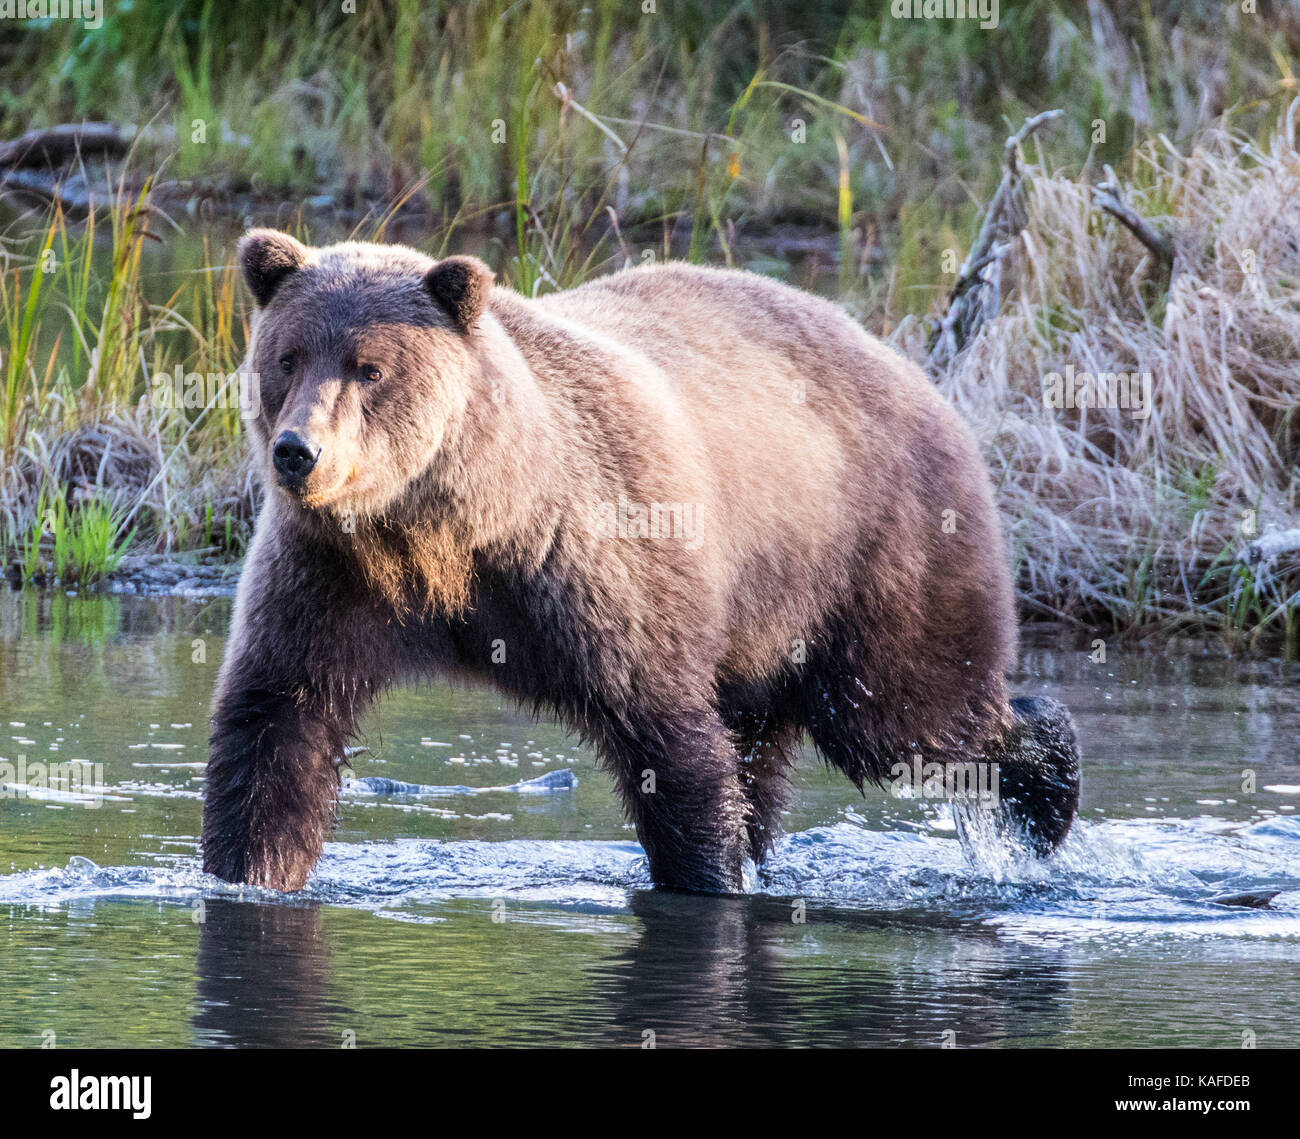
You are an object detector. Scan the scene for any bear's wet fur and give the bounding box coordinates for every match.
[201,230,1082,893]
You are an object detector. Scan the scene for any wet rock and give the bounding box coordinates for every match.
[105,555,241,598]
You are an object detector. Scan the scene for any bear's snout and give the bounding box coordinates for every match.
[272,430,321,485]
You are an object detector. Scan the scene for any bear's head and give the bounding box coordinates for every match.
[237,230,495,519]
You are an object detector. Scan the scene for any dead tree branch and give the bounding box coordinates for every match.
[0,168,99,213]
[0,123,133,169]
[927,109,1063,375]
[1091,164,1174,265]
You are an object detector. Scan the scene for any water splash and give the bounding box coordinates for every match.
[1,813,1296,940]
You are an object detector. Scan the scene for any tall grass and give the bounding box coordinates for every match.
[920,103,1300,652]
[0,192,256,569]
[8,2,1297,279]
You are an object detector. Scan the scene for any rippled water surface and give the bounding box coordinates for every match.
[1,592,1298,1047]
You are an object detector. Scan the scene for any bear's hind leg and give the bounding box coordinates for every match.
[970,695,1081,856]
[601,706,751,894]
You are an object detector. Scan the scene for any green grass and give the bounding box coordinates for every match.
[5,486,134,588]
[52,494,136,586]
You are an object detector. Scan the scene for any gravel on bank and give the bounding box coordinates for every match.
[105,554,241,598]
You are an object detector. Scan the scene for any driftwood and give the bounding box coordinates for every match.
[0,122,215,216]
[0,168,100,213]
[927,109,1063,375]
[0,122,134,169]
[1091,163,1175,266]
[0,123,146,216]
[0,121,318,220]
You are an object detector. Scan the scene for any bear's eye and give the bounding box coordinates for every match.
[279,354,295,374]
[361,365,382,383]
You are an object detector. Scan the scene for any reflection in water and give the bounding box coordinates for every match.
[188,889,1072,1048]
[194,898,340,1048]
[597,892,1070,1048]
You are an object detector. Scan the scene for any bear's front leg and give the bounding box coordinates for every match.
[608,711,752,894]
[201,525,392,891]
[202,676,355,891]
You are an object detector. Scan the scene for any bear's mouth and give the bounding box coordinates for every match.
[272,457,362,511]
[274,469,314,499]
[274,468,331,509]
[281,473,356,512]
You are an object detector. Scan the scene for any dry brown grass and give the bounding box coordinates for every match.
[897,101,1300,647]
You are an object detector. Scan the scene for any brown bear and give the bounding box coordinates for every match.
[201,230,1080,894]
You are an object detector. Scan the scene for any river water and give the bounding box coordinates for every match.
[1,592,1297,1047]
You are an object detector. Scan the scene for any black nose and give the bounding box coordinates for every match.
[272,431,320,480]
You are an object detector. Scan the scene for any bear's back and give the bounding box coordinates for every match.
[531,262,932,412]
[491,264,1004,688]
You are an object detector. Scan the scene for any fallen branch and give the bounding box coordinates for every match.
[1091,164,1175,265]
[0,122,157,216]
[0,122,133,169]
[0,167,172,223]
[927,109,1063,375]
[0,168,100,213]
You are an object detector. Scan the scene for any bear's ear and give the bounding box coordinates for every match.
[238,229,310,307]
[423,256,494,331]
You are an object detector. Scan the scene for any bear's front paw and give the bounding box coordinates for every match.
[202,832,320,892]
[1002,695,1081,855]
